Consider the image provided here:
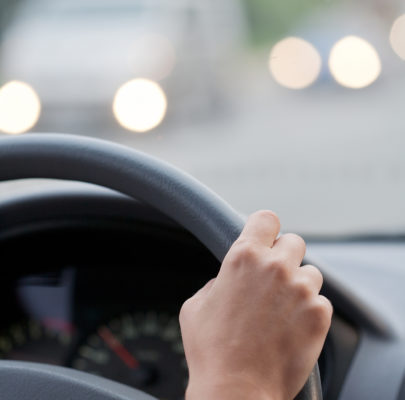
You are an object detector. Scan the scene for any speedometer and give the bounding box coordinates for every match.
[71,311,188,400]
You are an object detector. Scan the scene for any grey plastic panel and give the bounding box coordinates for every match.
[307,243,405,400]
[397,373,405,400]
[337,334,405,400]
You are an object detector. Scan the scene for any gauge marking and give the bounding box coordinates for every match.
[161,323,179,341]
[137,349,160,362]
[172,340,184,354]
[0,319,75,366]
[59,332,72,346]
[10,325,25,345]
[28,321,41,340]
[121,314,138,339]
[141,312,159,335]
[72,359,87,370]
[88,334,102,347]
[0,337,12,352]
[79,345,109,365]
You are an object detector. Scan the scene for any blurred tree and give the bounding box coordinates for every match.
[242,0,336,45]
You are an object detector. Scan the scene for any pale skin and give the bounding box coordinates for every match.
[179,210,333,400]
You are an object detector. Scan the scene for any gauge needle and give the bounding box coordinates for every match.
[98,326,139,369]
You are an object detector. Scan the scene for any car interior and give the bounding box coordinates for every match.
[0,1,404,400]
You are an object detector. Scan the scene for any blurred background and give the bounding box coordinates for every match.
[0,0,404,238]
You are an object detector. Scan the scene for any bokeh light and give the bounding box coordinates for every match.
[390,15,405,60]
[0,81,41,134]
[113,78,167,133]
[268,37,322,89]
[328,36,381,89]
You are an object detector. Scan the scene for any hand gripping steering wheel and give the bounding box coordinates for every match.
[0,134,322,400]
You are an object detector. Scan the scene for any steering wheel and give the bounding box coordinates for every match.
[0,133,322,400]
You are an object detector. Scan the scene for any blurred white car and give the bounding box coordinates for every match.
[0,0,246,131]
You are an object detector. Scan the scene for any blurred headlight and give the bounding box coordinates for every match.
[268,37,322,90]
[390,15,405,60]
[113,78,167,133]
[0,81,41,134]
[328,36,381,89]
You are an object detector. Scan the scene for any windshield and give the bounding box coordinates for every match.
[0,0,403,237]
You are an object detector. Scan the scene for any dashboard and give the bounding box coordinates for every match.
[0,181,403,400]
[0,212,217,400]
[0,268,188,399]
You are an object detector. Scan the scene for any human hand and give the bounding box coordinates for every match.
[179,210,332,400]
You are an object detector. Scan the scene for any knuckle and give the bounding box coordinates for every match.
[269,253,288,269]
[268,257,290,282]
[229,239,259,265]
[302,265,324,285]
[313,267,324,285]
[253,210,280,228]
[308,297,333,333]
[304,264,322,275]
[283,233,306,254]
[294,280,313,300]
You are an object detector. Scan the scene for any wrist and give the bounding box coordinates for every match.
[185,376,276,400]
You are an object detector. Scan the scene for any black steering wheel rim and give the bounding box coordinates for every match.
[0,133,321,400]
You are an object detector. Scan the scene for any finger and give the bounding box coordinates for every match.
[296,265,324,294]
[192,278,216,298]
[272,233,306,268]
[317,294,334,318]
[312,295,334,332]
[238,210,280,248]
